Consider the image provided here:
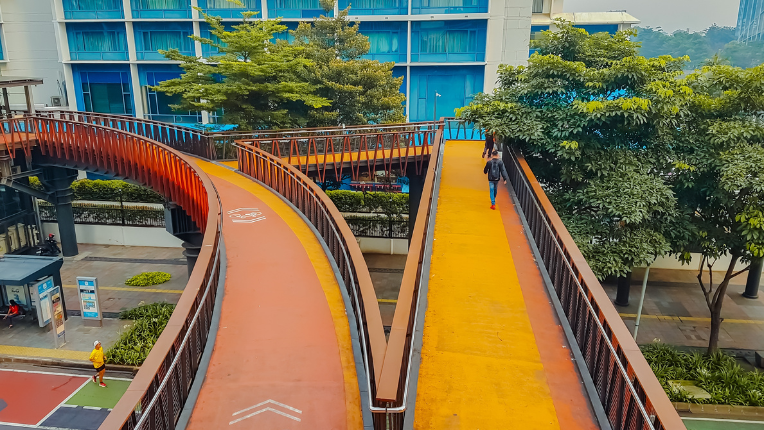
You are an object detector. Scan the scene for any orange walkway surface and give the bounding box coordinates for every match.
[413,140,597,429]
[186,160,362,430]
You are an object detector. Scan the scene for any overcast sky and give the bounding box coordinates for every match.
[563,0,741,33]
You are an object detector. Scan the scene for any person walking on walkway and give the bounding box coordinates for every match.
[483,150,508,210]
[482,132,496,158]
[3,300,20,328]
[90,340,107,387]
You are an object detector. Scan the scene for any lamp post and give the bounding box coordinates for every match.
[433,92,441,121]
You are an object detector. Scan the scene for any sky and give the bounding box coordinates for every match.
[563,0,741,33]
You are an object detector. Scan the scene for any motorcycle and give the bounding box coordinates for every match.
[35,233,61,257]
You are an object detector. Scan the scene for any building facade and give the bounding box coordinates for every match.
[37,0,636,123]
[737,0,764,42]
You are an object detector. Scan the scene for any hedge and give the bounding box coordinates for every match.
[325,190,408,216]
[106,302,175,366]
[125,271,172,287]
[29,177,164,204]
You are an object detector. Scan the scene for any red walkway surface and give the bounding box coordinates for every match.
[186,161,361,430]
[0,370,86,425]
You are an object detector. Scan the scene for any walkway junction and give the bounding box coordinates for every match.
[0,109,685,430]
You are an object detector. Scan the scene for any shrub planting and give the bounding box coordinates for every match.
[125,272,172,287]
[105,302,175,366]
[28,177,164,204]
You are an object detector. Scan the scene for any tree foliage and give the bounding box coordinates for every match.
[459,20,764,353]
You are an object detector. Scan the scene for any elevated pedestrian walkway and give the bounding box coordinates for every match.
[184,160,362,429]
[412,140,598,429]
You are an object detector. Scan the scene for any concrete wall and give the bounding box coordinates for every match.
[484,0,533,93]
[356,237,408,255]
[42,222,183,248]
[0,0,66,108]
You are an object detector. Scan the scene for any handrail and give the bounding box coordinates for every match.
[1,115,223,430]
[32,110,215,160]
[234,141,388,413]
[504,146,684,430]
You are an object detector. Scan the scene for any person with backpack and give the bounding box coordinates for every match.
[482,131,496,158]
[483,150,508,210]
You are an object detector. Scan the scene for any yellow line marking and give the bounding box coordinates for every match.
[619,313,764,324]
[414,140,561,429]
[195,160,363,430]
[0,345,90,361]
[377,299,398,304]
[63,284,183,294]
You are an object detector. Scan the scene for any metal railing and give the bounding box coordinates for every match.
[38,202,165,227]
[235,141,389,426]
[503,146,684,430]
[343,215,408,239]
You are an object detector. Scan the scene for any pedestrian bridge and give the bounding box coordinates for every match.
[0,113,683,430]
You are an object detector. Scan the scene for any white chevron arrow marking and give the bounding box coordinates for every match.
[229,400,302,425]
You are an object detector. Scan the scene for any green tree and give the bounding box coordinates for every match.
[289,3,405,126]
[459,21,690,286]
[671,63,764,353]
[155,11,329,129]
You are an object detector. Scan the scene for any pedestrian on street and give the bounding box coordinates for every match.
[483,150,508,210]
[90,340,107,387]
[2,300,20,328]
[482,131,496,158]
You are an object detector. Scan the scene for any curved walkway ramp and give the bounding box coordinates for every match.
[184,160,363,429]
[412,140,597,429]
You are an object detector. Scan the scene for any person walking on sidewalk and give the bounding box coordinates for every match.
[483,150,508,210]
[90,340,107,387]
[482,132,496,158]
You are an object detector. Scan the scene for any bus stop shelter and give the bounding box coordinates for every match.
[0,255,66,322]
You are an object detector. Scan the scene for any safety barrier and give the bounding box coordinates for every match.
[235,141,388,424]
[234,122,439,181]
[0,115,223,430]
[503,146,684,430]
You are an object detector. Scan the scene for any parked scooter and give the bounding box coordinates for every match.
[35,234,61,257]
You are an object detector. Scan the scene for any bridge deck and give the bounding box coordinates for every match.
[413,140,598,429]
[186,160,362,429]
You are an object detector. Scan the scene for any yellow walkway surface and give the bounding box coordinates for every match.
[413,140,596,429]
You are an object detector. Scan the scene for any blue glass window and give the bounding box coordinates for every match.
[76,68,134,115]
[0,34,4,61]
[198,0,261,18]
[411,0,487,15]
[67,23,128,61]
[134,23,194,60]
[340,0,406,16]
[271,22,299,43]
[140,66,202,124]
[359,22,406,62]
[267,0,330,18]
[529,25,549,56]
[409,65,483,121]
[574,24,619,35]
[131,0,191,19]
[63,0,124,19]
[411,21,486,62]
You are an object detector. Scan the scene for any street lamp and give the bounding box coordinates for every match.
[433,92,441,122]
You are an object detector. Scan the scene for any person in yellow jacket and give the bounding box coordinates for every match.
[89,340,107,387]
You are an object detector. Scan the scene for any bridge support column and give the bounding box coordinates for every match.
[743,257,762,299]
[614,271,632,307]
[406,164,426,243]
[40,166,79,257]
[165,202,203,277]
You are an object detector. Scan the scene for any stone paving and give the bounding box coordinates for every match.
[603,268,764,352]
[364,253,406,329]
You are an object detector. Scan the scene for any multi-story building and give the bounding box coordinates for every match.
[737,0,764,42]
[36,0,637,123]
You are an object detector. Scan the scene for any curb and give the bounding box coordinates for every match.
[675,402,764,418]
[0,354,139,374]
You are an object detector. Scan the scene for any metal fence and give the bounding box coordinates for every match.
[502,146,684,430]
[235,141,389,428]
[344,216,408,239]
[38,203,165,227]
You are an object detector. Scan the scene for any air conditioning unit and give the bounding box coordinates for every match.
[50,96,63,107]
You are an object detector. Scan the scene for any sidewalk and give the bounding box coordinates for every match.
[602,268,764,352]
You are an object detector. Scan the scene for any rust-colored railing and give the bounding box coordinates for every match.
[235,141,388,419]
[0,115,223,430]
[503,146,684,430]
[233,122,439,181]
[33,110,215,160]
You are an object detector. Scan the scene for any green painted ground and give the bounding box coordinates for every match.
[683,418,764,430]
[66,379,132,409]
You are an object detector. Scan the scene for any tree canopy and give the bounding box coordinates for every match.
[154,4,404,129]
[458,20,764,353]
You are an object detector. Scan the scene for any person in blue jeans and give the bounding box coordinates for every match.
[483,150,508,210]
